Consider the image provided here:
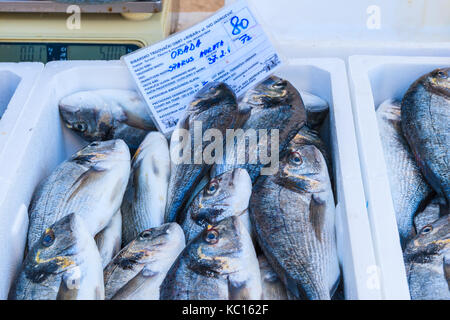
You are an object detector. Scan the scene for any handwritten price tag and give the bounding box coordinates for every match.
[122,0,282,134]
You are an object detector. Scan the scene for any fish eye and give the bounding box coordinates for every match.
[272,80,287,89]
[421,225,433,234]
[289,151,303,166]
[205,180,219,196]
[140,230,152,239]
[42,229,55,247]
[90,142,100,147]
[204,229,219,244]
[73,122,87,132]
[437,70,447,79]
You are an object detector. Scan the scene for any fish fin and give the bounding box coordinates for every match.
[111,266,159,300]
[57,267,81,300]
[444,255,450,290]
[121,109,155,131]
[309,194,326,242]
[67,166,107,203]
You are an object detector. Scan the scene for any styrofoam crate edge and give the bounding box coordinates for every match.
[348,55,450,299]
[0,63,44,167]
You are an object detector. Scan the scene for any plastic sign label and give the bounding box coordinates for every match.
[122,0,282,134]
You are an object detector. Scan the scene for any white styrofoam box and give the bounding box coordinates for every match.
[0,61,130,299]
[277,58,381,299]
[0,58,380,300]
[348,55,450,300]
[0,62,43,299]
[248,0,450,59]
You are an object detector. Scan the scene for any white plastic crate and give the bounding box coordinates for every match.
[0,62,44,299]
[348,55,450,300]
[0,58,380,299]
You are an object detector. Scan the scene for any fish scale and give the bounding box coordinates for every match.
[377,100,434,246]
[211,76,307,183]
[27,140,130,250]
[165,82,247,224]
[160,217,261,300]
[402,68,450,206]
[250,136,339,300]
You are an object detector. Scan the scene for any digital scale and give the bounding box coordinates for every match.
[0,0,174,62]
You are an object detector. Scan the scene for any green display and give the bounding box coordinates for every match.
[68,45,127,60]
[0,44,48,62]
[0,43,141,62]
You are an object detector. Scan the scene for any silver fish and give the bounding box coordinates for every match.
[404,215,450,300]
[401,68,450,206]
[9,213,104,300]
[27,140,130,250]
[104,223,185,300]
[249,132,340,300]
[121,132,171,245]
[258,255,289,300]
[211,76,307,183]
[59,89,156,152]
[377,99,434,246]
[160,217,262,300]
[95,210,122,268]
[179,168,253,243]
[165,82,248,223]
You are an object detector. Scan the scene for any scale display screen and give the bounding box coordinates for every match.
[0,43,141,62]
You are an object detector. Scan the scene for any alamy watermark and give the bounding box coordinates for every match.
[170,121,280,176]
[66,5,81,30]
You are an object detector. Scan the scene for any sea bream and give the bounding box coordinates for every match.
[160,217,262,300]
[179,168,253,243]
[103,223,184,300]
[404,215,450,300]
[27,140,130,250]
[165,82,248,223]
[9,213,104,300]
[211,76,307,183]
[95,209,122,268]
[121,132,171,245]
[377,99,434,245]
[401,68,450,207]
[250,131,340,300]
[59,89,156,152]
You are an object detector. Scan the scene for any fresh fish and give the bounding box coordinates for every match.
[95,210,122,268]
[377,99,434,246]
[249,132,340,300]
[180,168,253,243]
[9,213,104,300]
[300,91,329,130]
[121,132,171,245]
[404,215,450,300]
[401,68,450,206]
[104,223,185,300]
[211,76,307,183]
[59,89,156,152]
[166,82,247,223]
[27,140,130,250]
[258,255,289,300]
[414,197,443,232]
[160,217,262,300]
